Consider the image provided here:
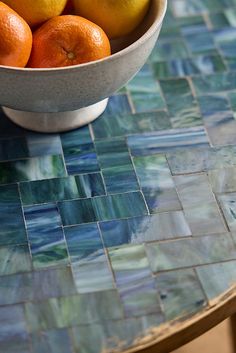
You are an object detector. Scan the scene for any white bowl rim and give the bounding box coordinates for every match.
[0,0,167,73]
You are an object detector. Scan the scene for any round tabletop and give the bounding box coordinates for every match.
[1,0,236,352]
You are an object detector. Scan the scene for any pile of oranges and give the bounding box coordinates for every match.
[0,0,111,68]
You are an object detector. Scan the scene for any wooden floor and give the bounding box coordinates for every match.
[173,320,234,353]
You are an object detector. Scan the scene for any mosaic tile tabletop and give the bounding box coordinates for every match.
[1,0,236,352]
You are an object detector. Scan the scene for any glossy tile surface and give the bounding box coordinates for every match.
[1,1,236,352]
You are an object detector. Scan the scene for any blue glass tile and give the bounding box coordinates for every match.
[59,192,148,226]
[149,39,189,62]
[26,133,62,157]
[0,137,28,161]
[128,127,209,156]
[24,203,69,269]
[102,94,132,117]
[0,184,27,245]
[133,154,181,212]
[192,72,236,94]
[31,329,73,353]
[0,155,66,184]
[184,31,215,55]
[64,223,103,263]
[0,245,31,276]
[100,211,191,248]
[95,138,139,193]
[20,173,105,205]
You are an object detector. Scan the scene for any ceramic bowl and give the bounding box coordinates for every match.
[0,0,167,133]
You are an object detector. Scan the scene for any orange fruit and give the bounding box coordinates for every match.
[28,16,111,68]
[0,2,32,67]
[1,0,67,27]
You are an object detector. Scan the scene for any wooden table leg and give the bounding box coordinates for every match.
[231,314,236,353]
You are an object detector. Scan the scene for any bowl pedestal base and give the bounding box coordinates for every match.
[2,98,108,133]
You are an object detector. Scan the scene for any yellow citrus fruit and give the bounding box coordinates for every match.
[73,0,151,39]
[1,0,67,27]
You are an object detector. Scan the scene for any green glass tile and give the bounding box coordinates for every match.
[160,78,201,122]
[146,233,236,272]
[59,198,96,225]
[229,91,236,118]
[0,305,28,342]
[174,174,226,235]
[0,245,31,276]
[0,155,66,184]
[70,314,164,353]
[0,137,28,161]
[95,138,138,193]
[31,329,73,353]
[108,245,161,316]
[92,111,171,139]
[0,267,77,306]
[25,290,123,332]
[184,32,215,55]
[0,184,27,245]
[149,39,189,62]
[192,72,236,94]
[208,167,236,193]
[224,8,236,27]
[133,154,181,212]
[218,193,236,231]
[209,12,232,28]
[197,260,236,300]
[20,173,105,205]
[156,269,206,320]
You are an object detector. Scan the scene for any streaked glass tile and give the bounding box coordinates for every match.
[31,328,73,353]
[100,211,191,248]
[197,260,236,300]
[61,127,100,174]
[92,111,172,139]
[208,167,236,193]
[156,269,206,320]
[70,314,164,353]
[59,192,148,226]
[0,155,66,184]
[0,137,28,161]
[0,245,31,276]
[108,245,161,316]
[218,193,236,231]
[184,31,215,55]
[0,184,27,245]
[146,233,236,272]
[20,173,105,205]
[0,339,30,353]
[102,94,132,117]
[24,203,69,269]
[0,305,28,342]
[95,138,139,193]
[174,174,226,235]
[26,134,62,157]
[192,72,236,94]
[133,154,181,212]
[0,267,76,306]
[25,290,123,331]
[149,39,189,62]
[128,127,209,156]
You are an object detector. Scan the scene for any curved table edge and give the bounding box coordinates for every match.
[124,286,236,353]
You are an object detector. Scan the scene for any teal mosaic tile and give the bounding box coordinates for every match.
[218,193,236,231]
[70,315,165,353]
[108,245,161,317]
[0,184,26,246]
[174,174,226,235]
[0,245,31,276]
[148,39,189,63]
[20,173,105,205]
[31,329,73,353]
[197,260,236,300]
[61,127,100,174]
[24,204,69,269]
[95,138,139,193]
[25,290,123,332]
[59,192,148,226]
[133,155,181,212]
[0,137,28,161]
[0,267,76,306]
[26,133,62,157]
[100,211,191,248]
[0,155,66,184]
[101,94,132,117]
[92,111,171,139]
[192,72,236,94]
[156,269,206,320]
[146,233,236,272]
[208,167,236,193]
[184,31,216,55]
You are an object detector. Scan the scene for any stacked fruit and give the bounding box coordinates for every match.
[0,0,150,68]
